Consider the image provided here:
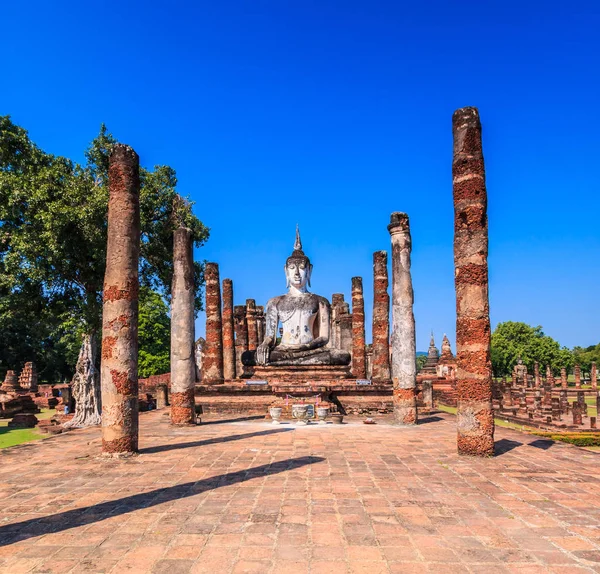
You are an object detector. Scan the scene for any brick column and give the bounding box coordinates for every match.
[101,144,140,455]
[561,367,568,389]
[388,212,417,425]
[256,305,265,345]
[204,263,224,383]
[234,305,249,376]
[170,227,196,425]
[572,402,583,426]
[574,364,581,389]
[452,107,494,457]
[534,362,541,388]
[591,362,597,390]
[246,299,259,351]
[222,279,236,380]
[330,294,345,348]
[546,365,554,386]
[372,251,391,383]
[351,277,366,379]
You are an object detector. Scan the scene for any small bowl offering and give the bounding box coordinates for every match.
[363,418,376,425]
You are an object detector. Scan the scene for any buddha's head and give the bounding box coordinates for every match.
[285,226,312,292]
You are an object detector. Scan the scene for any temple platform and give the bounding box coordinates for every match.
[248,364,353,382]
[194,379,434,417]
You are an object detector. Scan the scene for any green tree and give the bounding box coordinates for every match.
[572,343,600,379]
[0,116,209,425]
[138,287,171,378]
[490,321,573,377]
[416,354,427,372]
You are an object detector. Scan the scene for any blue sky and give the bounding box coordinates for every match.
[3,1,599,351]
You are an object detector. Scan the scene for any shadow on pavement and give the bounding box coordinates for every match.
[528,439,555,450]
[0,455,325,546]
[417,416,444,425]
[199,415,266,425]
[494,438,523,455]
[140,428,292,454]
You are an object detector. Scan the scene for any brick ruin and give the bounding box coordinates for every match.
[203,262,224,384]
[169,226,196,425]
[7,110,594,457]
[492,363,600,431]
[350,277,366,379]
[452,106,494,457]
[100,144,141,455]
[388,212,417,424]
[371,251,391,384]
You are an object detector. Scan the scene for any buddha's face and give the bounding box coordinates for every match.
[285,258,311,290]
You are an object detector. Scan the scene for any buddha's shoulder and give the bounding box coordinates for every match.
[314,294,331,307]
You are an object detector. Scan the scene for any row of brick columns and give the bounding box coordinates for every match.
[99,106,497,456]
[203,273,266,384]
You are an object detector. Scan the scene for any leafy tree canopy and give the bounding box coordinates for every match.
[0,116,209,380]
[572,343,600,375]
[490,321,573,377]
[138,287,171,379]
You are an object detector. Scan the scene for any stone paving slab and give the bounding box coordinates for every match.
[1,410,600,573]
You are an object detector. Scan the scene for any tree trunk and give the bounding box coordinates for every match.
[63,332,102,428]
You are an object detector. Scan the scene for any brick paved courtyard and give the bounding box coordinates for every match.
[1,410,600,573]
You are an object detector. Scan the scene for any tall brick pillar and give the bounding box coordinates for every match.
[246,299,259,351]
[204,263,224,383]
[591,362,597,390]
[560,367,568,389]
[534,362,541,387]
[170,227,196,425]
[372,251,391,383]
[388,212,417,425]
[452,107,494,457]
[222,279,236,380]
[546,365,555,386]
[351,277,366,379]
[101,144,140,455]
[256,305,265,345]
[574,364,581,389]
[234,305,249,377]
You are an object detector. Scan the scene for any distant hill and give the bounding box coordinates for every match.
[416,351,427,356]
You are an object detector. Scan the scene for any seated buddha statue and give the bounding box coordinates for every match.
[248,228,351,367]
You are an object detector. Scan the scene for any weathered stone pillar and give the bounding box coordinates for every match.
[591,362,597,390]
[351,277,366,379]
[546,365,554,387]
[246,299,259,351]
[574,364,581,389]
[372,251,391,383]
[204,263,224,383]
[170,227,196,424]
[330,294,345,349]
[560,367,568,389]
[339,305,353,355]
[388,212,417,425]
[156,384,168,409]
[222,279,236,380]
[452,107,494,456]
[256,305,265,345]
[233,305,248,377]
[534,362,541,388]
[101,144,140,455]
[572,401,583,426]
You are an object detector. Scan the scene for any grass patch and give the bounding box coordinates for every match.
[437,404,457,415]
[0,408,54,449]
[0,426,44,449]
[533,432,600,447]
